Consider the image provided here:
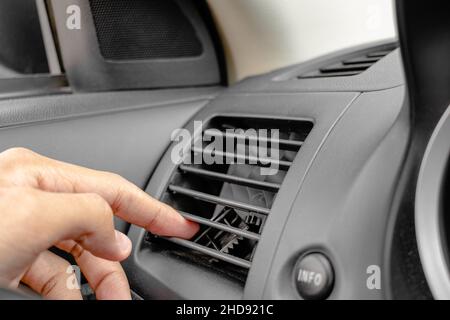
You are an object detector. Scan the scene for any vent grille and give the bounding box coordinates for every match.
[146,116,313,283]
[298,45,397,79]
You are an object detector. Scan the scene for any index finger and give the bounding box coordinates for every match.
[7,148,198,239]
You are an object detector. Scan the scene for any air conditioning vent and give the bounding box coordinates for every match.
[146,116,313,284]
[298,45,397,79]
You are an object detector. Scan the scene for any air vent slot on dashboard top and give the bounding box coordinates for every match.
[146,116,313,284]
[298,45,397,79]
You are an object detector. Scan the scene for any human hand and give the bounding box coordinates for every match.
[0,148,199,300]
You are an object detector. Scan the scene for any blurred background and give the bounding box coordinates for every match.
[0,0,397,84]
[208,0,396,82]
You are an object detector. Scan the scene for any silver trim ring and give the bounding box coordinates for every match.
[416,104,450,299]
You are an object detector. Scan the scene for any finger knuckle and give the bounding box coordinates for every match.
[145,201,164,230]
[0,148,37,178]
[94,269,124,291]
[102,171,134,212]
[68,242,86,259]
[41,274,60,297]
[85,193,113,220]
[0,147,35,163]
[103,171,125,183]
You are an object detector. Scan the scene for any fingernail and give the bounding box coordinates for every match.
[185,220,200,239]
[115,230,132,255]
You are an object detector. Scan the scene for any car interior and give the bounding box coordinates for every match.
[0,0,449,300]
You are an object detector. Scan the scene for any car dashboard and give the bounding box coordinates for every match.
[123,41,429,300]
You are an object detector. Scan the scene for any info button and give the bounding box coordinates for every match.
[293,252,334,300]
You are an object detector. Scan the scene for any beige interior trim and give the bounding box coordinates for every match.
[207,0,397,84]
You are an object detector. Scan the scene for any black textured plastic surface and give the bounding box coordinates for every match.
[0,0,48,74]
[89,0,203,60]
[49,0,220,91]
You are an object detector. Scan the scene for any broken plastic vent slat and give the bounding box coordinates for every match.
[164,237,252,269]
[179,211,261,241]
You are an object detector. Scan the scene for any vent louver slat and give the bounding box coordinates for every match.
[168,185,271,215]
[203,129,304,150]
[298,45,397,79]
[164,237,253,269]
[179,211,261,241]
[366,49,394,58]
[192,147,294,170]
[320,62,374,73]
[342,56,380,65]
[179,165,281,192]
[146,116,313,284]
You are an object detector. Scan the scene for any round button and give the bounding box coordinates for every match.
[293,252,334,300]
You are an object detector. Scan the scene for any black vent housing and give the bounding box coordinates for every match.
[146,116,313,284]
[298,45,397,79]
